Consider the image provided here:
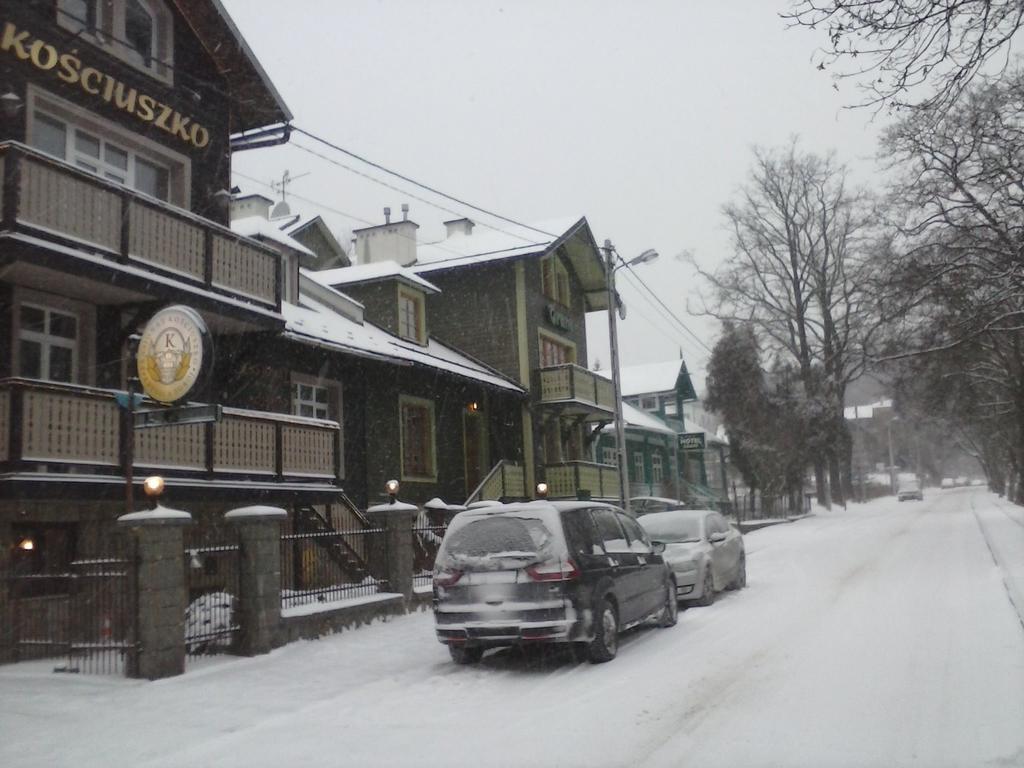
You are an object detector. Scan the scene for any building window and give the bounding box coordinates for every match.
[633,453,645,483]
[57,0,174,83]
[602,446,617,466]
[31,110,171,201]
[400,396,436,480]
[398,289,425,344]
[664,401,678,416]
[539,332,575,367]
[541,255,571,307]
[292,382,330,420]
[651,454,664,483]
[640,395,658,411]
[18,303,78,383]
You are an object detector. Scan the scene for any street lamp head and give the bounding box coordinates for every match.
[628,248,659,267]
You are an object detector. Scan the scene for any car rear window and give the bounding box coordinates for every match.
[438,515,557,570]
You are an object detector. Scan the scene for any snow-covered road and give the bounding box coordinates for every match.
[3,488,1022,768]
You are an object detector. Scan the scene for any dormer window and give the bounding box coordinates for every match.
[57,0,174,85]
[398,287,426,344]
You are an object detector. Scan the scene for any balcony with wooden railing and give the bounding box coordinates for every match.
[543,461,620,501]
[0,379,341,499]
[0,142,281,316]
[536,364,615,418]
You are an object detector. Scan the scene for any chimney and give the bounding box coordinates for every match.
[352,205,419,266]
[443,218,475,238]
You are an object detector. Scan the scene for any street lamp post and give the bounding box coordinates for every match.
[603,239,658,515]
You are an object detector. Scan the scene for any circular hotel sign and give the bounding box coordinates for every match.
[136,306,209,404]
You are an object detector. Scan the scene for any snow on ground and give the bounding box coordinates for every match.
[2,488,1022,768]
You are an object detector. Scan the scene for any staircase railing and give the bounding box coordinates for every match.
[464,460,527,506]
[294,506,371,582]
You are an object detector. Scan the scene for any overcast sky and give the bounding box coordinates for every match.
[223,0,886,387]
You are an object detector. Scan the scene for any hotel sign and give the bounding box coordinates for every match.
[678,432,706,451]
[1,20,210,148]
[544,304,574,333]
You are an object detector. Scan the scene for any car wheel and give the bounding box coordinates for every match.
[587,597,619,663]
[729,555,747,590]
[696,568,715,607]
[448,644,484,665]
[658,580,679,627]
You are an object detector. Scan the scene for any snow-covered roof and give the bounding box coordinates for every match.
[412,216,610,312]
[282,296,524,393]
[414,216,583,268]
[618,360,691,397]
[614,402,678,436]
[311,261,440,294]
[231,216,316,258]
[844,400,894,420]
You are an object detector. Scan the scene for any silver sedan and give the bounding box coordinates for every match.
[638,509,746,606]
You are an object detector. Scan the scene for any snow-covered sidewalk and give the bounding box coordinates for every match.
[2,488,1022,768]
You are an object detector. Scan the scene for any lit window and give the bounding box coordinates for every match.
[540,334,574,367]
[401,397,436,479]
[18,304,78,383]
[398,290,424,343]
[652,454,664,483]
[633,453,645,483]
[30,108,177,203]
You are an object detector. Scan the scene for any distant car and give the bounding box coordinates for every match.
[630,496,687,516]
[940,478,955,489]
[638,509,745,606]
[432,500,677,665]
[954,476,969,487]
[897,480,924,502]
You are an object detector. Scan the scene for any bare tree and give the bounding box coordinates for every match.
[785,0,1024,114]
[694,140,882,506]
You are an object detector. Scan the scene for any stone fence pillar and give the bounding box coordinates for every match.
[366,500,418,603]
[225,505,286,656]
[117,504,192,680]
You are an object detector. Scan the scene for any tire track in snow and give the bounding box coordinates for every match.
[970,497,1024,633]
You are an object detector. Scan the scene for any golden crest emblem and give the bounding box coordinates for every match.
[137,306,206,404]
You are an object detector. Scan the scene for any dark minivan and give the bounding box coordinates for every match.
[432,500,678,664]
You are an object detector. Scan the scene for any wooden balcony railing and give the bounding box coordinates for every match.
[543,461,620,501]
[536,364,615,415]
[465,460,527,505]
[0,379,340,485]
[0,142,280,311]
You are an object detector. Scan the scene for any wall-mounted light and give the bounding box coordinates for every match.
[466,402,480,414]
[536,482,549,499]
[17,536,34,551]
[1,89,23,118]
[386,479,400,502]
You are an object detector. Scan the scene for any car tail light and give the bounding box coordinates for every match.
[433,569,463,587]
[526,558,580,582]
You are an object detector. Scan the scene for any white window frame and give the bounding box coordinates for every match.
[57,0,175,85]
[17,302,79,383]
[397,287,425,344]
[27,87,190,207]
[292,381,330,420]
[651,454,664,483]
[601,446,617,466]
[538,330,576,368]
[633,453,645,484]
[664,400,678,416]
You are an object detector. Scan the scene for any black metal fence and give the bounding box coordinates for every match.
[280,527,387,609]
[1,535,131,674]
[412,520,447,589]
[732,492,812,522]
[183,527,240,659]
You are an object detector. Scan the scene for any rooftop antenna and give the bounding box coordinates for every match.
[270,170,309,218]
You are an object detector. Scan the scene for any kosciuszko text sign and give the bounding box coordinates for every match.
[678,432,706,451]
[136,306,210,405]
